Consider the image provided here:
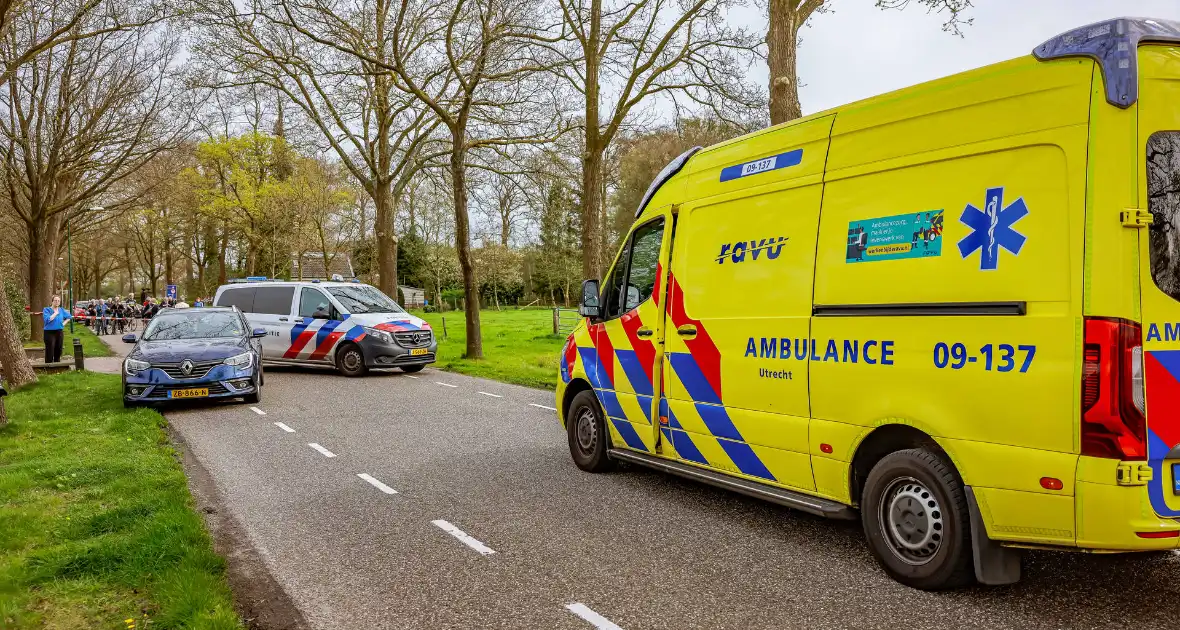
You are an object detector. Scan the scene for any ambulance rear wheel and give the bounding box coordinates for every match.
[861,448,974,590]
[567,390,615,473]
[336,343,368,377]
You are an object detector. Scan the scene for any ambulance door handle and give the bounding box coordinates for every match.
[677,325,697,337]
[279,317,288,322]
[636,327,654,338]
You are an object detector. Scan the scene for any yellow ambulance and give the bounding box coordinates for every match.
[555,17,1180,589]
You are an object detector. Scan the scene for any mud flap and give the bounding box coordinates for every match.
[966,486,1021,585]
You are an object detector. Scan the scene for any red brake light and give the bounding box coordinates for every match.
[1081,317,1146,460]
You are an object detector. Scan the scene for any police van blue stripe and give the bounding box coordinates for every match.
[719,149,803,183]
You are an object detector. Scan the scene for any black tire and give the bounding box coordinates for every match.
[123,399,137,409]
[336,342,368,377]
[566,390,615,473]
[861,448,974,590]
[401,364,425,373]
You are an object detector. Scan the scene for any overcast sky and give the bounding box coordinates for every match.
[734,0,1180,115]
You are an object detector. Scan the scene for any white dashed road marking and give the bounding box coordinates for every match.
[405,375,419,379]
[250,406,266,415]
[274,422,295,433]
[435,382,459,388]
[357,473,398,495]
[478,391,503,398]
[530,403,557,411]
[565,603,624,630]
[308,443,337,458]
[431,520,495,556]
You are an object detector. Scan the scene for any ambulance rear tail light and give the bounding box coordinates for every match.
[1081,317,1146,460]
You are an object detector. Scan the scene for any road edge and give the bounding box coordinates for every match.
[166,423,312,630]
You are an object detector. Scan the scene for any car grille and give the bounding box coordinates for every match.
[395,331,432,348]
[145,382,230,399]
[153,360,224,379]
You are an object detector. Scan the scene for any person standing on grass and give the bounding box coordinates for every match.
[42,295,71,363]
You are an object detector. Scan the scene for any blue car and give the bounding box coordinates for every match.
[122,307,265,408]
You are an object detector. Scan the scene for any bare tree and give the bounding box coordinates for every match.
[0,5,186,340]
[191,0,447,298]
[767,0,974,124]
[278,0,566,358]
[541,0,762,279]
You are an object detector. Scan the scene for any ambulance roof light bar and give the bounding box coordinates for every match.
[1034,17,1180,109]
[634,146,701,219]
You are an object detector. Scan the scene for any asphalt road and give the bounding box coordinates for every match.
[113,340,1180,629]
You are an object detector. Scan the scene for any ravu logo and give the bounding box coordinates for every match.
[716,236,788,265]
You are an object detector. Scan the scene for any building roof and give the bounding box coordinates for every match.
[292,252,354,280]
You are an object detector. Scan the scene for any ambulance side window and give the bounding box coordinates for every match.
[1148,132,1180,302]
[625,219,665,311]
[602,218,665,320]
[602,241,632,320]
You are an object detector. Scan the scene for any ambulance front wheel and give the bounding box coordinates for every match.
[567,390,615,473]
[861,448,974,590]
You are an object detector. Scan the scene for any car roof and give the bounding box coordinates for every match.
[217,281,369,290]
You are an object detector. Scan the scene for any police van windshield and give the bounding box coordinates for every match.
[1148,132,1180,301]
[327,285,405,314]
[143,311,243,340]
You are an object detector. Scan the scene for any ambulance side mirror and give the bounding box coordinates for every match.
[579,279,601,319]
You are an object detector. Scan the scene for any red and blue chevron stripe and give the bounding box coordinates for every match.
[1145,349,1180,518]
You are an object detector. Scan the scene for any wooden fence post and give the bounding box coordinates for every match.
[552,308,559,335]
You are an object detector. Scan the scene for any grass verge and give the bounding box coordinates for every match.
[23,324,115,358]
[415,308,566,390]
[0,371,242,629]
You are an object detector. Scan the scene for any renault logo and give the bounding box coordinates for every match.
[180,359,194,376]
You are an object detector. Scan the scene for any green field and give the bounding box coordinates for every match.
[415,309,570,390]
[23,323,115,358]
[0,372,241,629]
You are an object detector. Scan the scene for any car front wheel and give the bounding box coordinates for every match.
[861,448,974,590]
[336,343,368,377]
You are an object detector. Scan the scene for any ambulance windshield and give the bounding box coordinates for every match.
[1148,131,1180,302]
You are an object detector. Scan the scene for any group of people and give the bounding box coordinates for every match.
[39,291,213,364]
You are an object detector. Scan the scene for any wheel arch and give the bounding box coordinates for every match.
[849,423,965,506]
[560,378,594,429]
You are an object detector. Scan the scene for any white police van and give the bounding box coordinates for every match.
[213,278,437,376]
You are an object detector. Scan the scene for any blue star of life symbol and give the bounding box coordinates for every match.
[957,187,1028,271]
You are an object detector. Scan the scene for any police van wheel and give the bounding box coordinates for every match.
[336,343,368,377]
[567,390,615,473]
[861,448,974,590]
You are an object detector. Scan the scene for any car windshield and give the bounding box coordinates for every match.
[143,311,243,341]
[326,285,404,314]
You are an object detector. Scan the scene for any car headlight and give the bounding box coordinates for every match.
[223,352,253,369]
[124,358,150,375]
[363,326,393,344]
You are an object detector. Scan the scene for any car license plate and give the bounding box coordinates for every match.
[410,348,428,356]
[170,388,209,399]
[1173,463,1180,494]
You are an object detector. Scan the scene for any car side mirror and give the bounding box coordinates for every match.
[579,279,601,319]
[122,333,137,344]
[251,328,267,338]
[312,311,330,320]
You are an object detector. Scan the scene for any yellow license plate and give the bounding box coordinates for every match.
[170,388,209,399]
[410,348,428,356]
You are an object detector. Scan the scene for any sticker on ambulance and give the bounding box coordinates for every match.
[846,210,944,264]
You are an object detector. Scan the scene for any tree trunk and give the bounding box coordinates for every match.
[0,274,37,396]
[767,0,802,125]
[373,180,399,297]
[25,221,58,343]
[450,140,482,359]
[580,0,604,283]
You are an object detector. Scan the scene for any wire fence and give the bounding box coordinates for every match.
[552,308,581,335]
